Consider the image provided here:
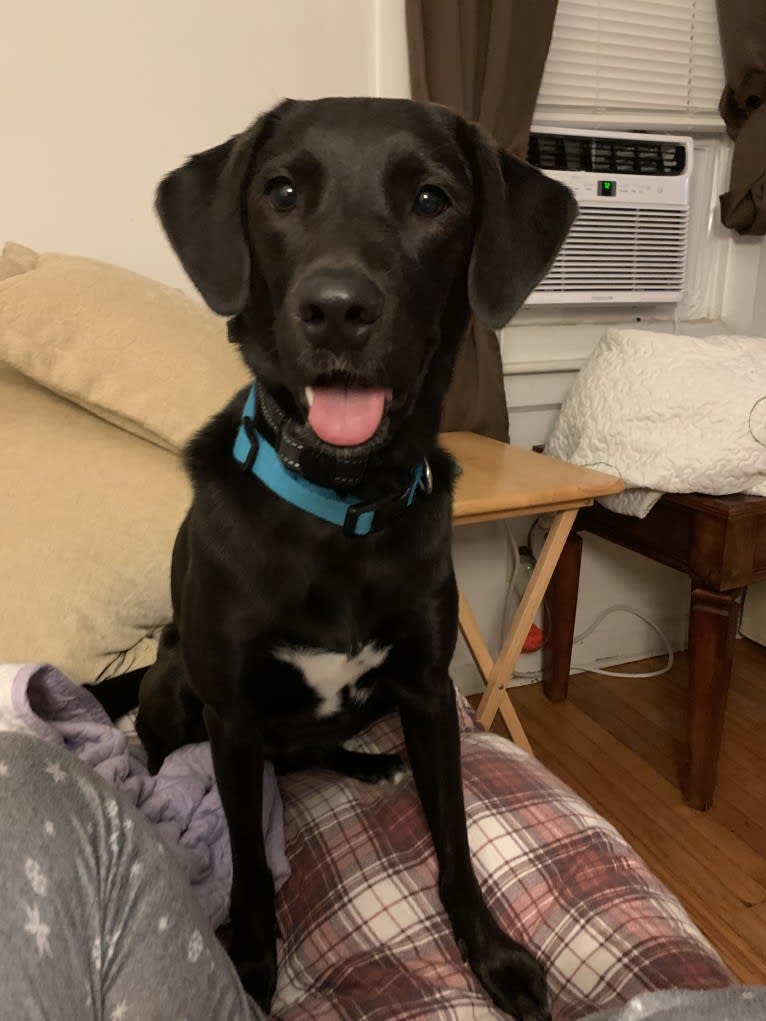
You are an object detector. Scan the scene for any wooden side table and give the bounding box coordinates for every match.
[441,432,624,751]
[543,492,766,809]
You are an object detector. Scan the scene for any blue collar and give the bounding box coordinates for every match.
[233,385,430,537]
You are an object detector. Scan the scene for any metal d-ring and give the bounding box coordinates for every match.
[420,458,433,495]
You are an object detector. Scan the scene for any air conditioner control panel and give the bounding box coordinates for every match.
[548,169,690,206]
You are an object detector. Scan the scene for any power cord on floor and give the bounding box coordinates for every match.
[571,604,674,678]
[500,528,675,682]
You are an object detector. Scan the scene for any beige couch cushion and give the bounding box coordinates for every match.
[0,366,190,682]
[0,241,39,282]
[0,243,250,452]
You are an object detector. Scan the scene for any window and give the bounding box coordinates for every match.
[514,0,733,331]
[535,0,724,131]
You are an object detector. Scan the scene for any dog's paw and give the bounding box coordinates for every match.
[230,913,279,1013]
[469,936,550,1021]
[233,946,278,1012]
[351,751,406,784]
[325,748,406,784]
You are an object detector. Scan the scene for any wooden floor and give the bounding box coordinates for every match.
[485,638,766,984]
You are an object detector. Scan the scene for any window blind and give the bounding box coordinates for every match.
[536,0,724,122]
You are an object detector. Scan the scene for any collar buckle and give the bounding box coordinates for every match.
[239,416,260,473]
[343,486,413,537]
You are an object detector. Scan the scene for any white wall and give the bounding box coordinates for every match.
[1,0,378,293]
[751,232,766,336]
[740,244,766,647]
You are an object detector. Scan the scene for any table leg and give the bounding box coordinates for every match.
[542,528,583,702]
[685,587,741,810]
[458,589,533,752]
[476,508,578,742]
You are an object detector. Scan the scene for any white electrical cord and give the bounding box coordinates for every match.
[501,521,521,641]
[571,603,674,678]
[499,529,675,681]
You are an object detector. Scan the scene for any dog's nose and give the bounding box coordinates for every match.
[295,270,384,350]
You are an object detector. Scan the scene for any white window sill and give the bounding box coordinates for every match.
[533,108,728,135]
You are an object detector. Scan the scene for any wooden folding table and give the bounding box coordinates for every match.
[440,432,624,753]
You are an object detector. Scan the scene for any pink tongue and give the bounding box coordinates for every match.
[308,387,387,446]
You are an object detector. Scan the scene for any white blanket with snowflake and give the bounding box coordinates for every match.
[546,328,766,517]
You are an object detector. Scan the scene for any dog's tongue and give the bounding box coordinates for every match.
[308,387,387,447]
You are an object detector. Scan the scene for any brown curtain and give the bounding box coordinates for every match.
[716,0,766,235]
[406,0,559,441]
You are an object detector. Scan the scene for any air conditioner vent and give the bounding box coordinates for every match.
[535,205,689,296]
[527,132,687,176]
[525,127,692,305]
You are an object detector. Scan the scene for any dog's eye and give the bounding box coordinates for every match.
[413,186,449,217]
[267,177,297,211]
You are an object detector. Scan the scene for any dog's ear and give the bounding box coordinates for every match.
[466,125,578,329]
[155,104,288,316]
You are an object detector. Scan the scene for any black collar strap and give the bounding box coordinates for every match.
[256,385,371,488]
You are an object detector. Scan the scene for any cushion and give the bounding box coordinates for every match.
[0,366,189,682]
[0,241,38,282]
[0,242,250,452]
[546,328,766,517]
[272,702,732,1019]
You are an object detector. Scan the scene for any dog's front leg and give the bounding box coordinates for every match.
[399,677,550,1021]
[204,705,277,1011]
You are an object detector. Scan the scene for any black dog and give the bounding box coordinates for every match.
[136,97,575,1020]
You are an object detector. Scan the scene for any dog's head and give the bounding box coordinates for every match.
[157,98,575,453]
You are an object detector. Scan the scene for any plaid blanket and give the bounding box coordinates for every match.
[271,700,731,1021]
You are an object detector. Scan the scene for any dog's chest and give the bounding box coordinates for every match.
[273,642,390,718]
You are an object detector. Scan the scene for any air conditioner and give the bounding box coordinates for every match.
[525,127,693,305]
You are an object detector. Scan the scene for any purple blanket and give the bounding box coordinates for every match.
[2,662,290,929]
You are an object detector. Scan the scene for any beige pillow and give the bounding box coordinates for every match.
[0,366,190,682]
[0,241,39,282]
[0,243,251,452]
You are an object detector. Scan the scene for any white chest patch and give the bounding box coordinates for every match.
[273,643,390,718]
